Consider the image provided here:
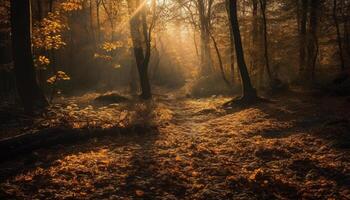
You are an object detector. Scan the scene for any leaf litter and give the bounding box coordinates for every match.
[0,90,350,199]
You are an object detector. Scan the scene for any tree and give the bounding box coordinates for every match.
[228,0,257,100]
[197,0,214,75]
[259,0,283,88]
[333,0,345,71]
[209,30,231,87]
[299,0,308,75]
[225,0,236,83]
[259,0,272,81]
[128,0,153,99]
[306,0,320,81]
[177,0,214,76]
[96,0,102,42]
[251,0,259,83]
[101,0,116,41]
[10,0,48,113]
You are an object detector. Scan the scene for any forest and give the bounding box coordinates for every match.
[0,0,350,199]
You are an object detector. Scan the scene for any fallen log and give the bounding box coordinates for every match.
[0,124,158,162]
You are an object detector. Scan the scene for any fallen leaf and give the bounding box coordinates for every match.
[135,190,145,197]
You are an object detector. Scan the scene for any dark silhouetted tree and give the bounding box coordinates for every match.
[228,0,257,100]
[10,0,48,113]
[306,0,320,81]
[128,0,152,99]
[333,0,345,71]
[299,0,308,76]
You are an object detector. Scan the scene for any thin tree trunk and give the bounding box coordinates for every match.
[101,0,115,41]
[307,0,320,81]
[333,0,345,71]
[198,0,212,75]
[251,0,258,74]
[96,0,101,42]
[37,0,43,21]
[340,0,349,58]
[259,0,273,80]
[209,32,231,87]
[10,0,48,113]
[89,0,96,45]
[49,0,54,12]
[299,0,308,75]
[344,11,350,58]
[228,0,257,99]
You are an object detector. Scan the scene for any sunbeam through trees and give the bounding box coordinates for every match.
[0,0,350,199]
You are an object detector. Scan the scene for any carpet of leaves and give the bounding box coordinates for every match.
[1,90,350,199]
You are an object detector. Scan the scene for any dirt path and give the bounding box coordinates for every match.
[1,91,350,199]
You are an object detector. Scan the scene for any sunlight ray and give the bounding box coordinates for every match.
[118,0,148,31]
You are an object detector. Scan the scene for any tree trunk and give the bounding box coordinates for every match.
[128,0,152,99]
[36,0,43,21]
[10,0,48,113]
[226,0,235,83]
[259,0,273,81]
[198,0,212,75]
[140,1,152,99]
[333,0,345,71]
[229,30,236,83]
[49,0,54,12]
[138,65,151,99]
[299,0,308,75]
[101,0,115,41]
[306,0,320,81]
[344,6,350,58]
[251,0,258,76]
[0,124,157,161]
[96,0,101,42]
[89,0,96,45]
[228,0,257,99]
[209,32,231,87]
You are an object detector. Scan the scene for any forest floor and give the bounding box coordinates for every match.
[0,88,350,199]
